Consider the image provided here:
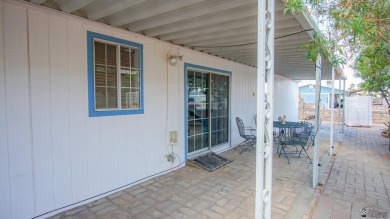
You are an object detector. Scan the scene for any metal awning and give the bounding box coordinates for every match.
[29,0,334,80]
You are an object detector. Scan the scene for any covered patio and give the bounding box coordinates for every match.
[0,0,344,218]
[49,126,334,219]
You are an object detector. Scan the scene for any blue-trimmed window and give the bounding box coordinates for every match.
[87,32,144,117]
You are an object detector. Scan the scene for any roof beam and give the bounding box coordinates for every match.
[159,16,257,41]
[275,39,310,47]
[128,0,256,32]
[30,0,47,4]
[275,34,310,43]
[222,56,257,61]
[208,49,257,56]
[218,50,257,57]
[275,51,307,56]
[145,5,290,38]
[172,22,300,44]
[275,59,313,64]
[58,0,97,13]
[109,0,204,27]
[209,48,256,55]
[229,58,257,63]
[199,44,256,53]
[183,35,257,48]
[275,26,307,38]
[226,54,257,58]
[84,0,147,20]
[228,57,257,62]
[143,3,258,37]
[275,46,303,51]
[276,54,309,58]
[173,27,257,45]
[275,58,308,62]
[275,50,301,54]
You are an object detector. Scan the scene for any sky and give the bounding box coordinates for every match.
[298,63,362,90]
[299,67,361,90]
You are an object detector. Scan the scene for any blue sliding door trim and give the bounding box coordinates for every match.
[184,69,188,161]
[87,31,144,117]
[184,63,232,161]
[229,75,232,148]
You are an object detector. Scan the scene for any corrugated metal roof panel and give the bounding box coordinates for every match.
[28,0,335,79]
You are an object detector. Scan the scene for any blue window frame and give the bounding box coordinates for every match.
[87,31,144,117]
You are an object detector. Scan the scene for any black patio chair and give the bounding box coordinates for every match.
[304,115,322,126]
[295,122,314,147]
[235,117,256,154]
[278,122,312,164]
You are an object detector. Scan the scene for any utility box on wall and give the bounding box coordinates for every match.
[345,96,372,126]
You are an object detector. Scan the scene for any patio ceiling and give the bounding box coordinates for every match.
[29,0,335,80]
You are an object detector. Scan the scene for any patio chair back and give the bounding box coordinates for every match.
[236,117,246,137]
[235,117,256,154]
[304,115,322,126]
[295,122,313,138]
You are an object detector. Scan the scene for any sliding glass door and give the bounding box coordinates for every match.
[187,69,229,154]
[210,74,229,147]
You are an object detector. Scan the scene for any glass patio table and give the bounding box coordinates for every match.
[273,121,305,152]
[273,121,305,129]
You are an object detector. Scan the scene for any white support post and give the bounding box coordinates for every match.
[264,0,274,218]
[313,55,322,188]
[342,78,346,133]
[338,76,341,141]
[330,67,335,156]
[255,0,266,218]
[255,0,273,218]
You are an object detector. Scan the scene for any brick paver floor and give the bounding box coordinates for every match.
[313,125,390,219]
[50,125,333,219]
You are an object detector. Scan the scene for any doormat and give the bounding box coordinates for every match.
[189,153,232,172]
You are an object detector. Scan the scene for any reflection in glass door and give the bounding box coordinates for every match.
[187,69,229,154]
[187,70,209,153]
[210,74,229,147]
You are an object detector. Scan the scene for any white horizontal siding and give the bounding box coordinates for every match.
[1,0,295,218]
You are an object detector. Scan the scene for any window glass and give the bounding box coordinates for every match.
[187,68,229,154]
[120,46,130,68]
[131,71,140,88]
[131,49,140,69]
[94,42,105,65]
[89,32,143,116]
[130,88,140,109]
[95,87,106,109]
[106,44,116,66]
